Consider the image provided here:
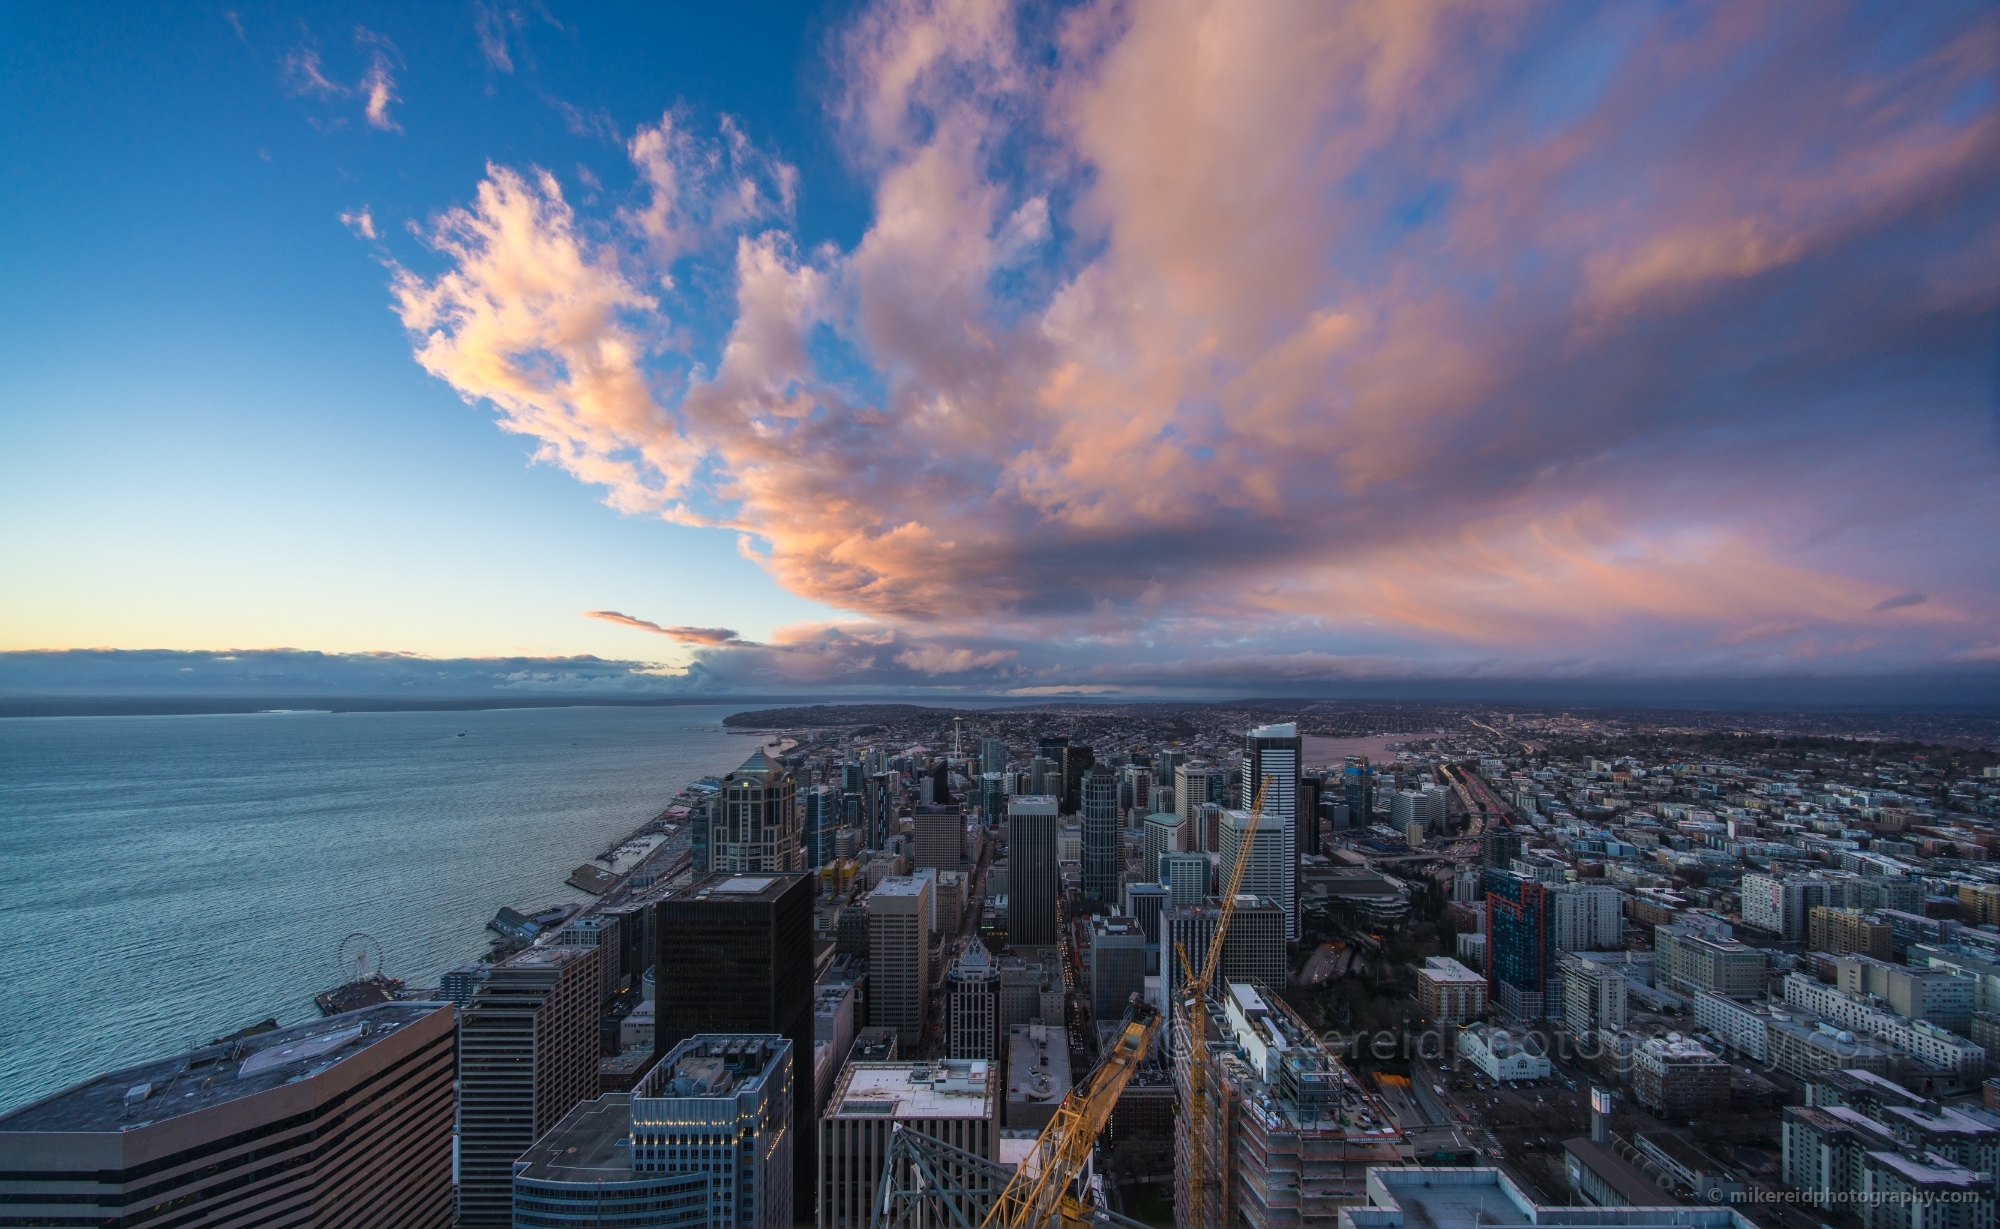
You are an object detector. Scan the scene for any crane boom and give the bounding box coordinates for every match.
[981,999,1162,1229]
[1174,775,1269,1229]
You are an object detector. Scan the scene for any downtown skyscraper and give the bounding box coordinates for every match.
[1242,722,1302,939]
[1007,793,1060,949]
[654,873,817,1221]
[1080,765,1120,905]
[711,748,802,873]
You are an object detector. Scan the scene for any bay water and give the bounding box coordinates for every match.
[0,704,762,1112]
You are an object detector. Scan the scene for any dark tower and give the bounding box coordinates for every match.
[1080,765,1120,904]
[1298,774,1323,858]
[654,873,816,1220]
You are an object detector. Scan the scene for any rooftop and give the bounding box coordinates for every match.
[872,875,931,899]
[1006,1025,1071,1107]
[514,1094,633,1183]
[1344,1165,1747,1228]
[1418,957,1485,983]
[0,1002,449,1135]
[1563,1139,1688,1209]
[827,1060,993,1121]
[639,1034,787,1100]
[685,871,803,903]
[1866,1149,1992,1189]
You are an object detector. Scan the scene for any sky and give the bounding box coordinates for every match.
[2,1,1998,701]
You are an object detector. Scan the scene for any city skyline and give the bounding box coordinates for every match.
[5,2,1998,702]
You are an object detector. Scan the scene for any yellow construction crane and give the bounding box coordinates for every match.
[972,779,1269,1229]
[980,997,1161,1229]
[1174,776,1268,1229]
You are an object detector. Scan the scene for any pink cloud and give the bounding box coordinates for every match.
[387,0,2000,683]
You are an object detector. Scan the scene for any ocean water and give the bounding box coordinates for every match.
[0,704,762,1112]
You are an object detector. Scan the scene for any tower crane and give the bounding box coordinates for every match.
[979,998,1161,1229]
[1174,776,1269,1229]
[881,783,1271,1229]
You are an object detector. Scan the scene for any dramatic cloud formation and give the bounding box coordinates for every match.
[389,0,2000,692]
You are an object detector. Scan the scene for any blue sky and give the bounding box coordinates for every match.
[1,2,858,661]
[3,2,1997,698]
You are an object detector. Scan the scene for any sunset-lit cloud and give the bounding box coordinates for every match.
[385,0,2000,692]
[582,611,744,645]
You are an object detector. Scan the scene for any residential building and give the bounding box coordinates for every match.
[1654,921,1767,998]
[1417,956,1489,1025]
[981,737,1008,777]
[868,875,934,1049]
[1783,1099,1997,1229]
[946,938,1000,1061]
[1692,991,1772,1063]
[819,1060,995,1229]
[1007,794,1060,948]
[1782,974,1987,1082]
[1486,869,1556,1020]
[1632,1037,1730,1119]
[710,749,802,873]
[654,873,816,1221]
[1482,828,1523,870]
[1551,884,1624,952]
[1765,1015,1894,1081]
[1810,907,1893,960]
[1558,954,1628,1039]
[1741,873,1848,940]
[1913,943,2000,1017]
[803,784,836,869]
[1343,757,1373,838]
[459,945,604,1226]
[0,1003,455,1229]
[1834,954,1976,1032]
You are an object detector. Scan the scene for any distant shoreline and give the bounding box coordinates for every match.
[0,695,758,719]
[0,694,1036,719]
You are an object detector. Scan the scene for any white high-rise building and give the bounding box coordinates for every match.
[1221,808,1295,941]
[1558,954,1628,1038]
[1176,762,1211,849]
[1142,811,1184,883]
[1240,724,1300,940]
[868,876,933,1049]
[1551,884,1624,951]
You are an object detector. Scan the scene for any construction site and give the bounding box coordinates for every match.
[866,782,1403,1229]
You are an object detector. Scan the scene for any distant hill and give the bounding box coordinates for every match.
[722,703,956,728]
